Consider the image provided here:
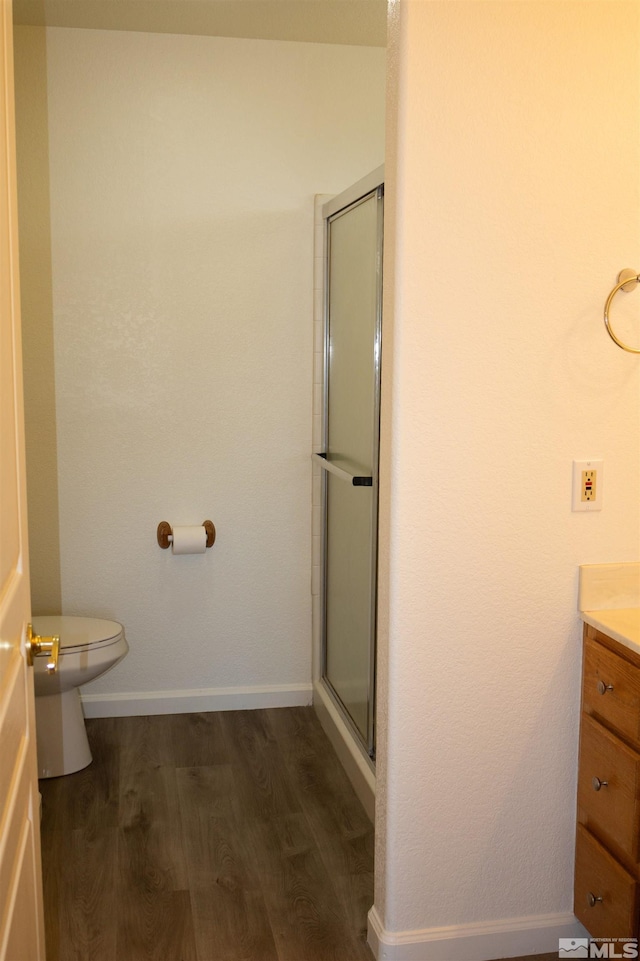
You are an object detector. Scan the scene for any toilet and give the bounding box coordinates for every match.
[32,615,129,779]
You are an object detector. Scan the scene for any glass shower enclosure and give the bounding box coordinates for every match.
[317,169,383,761]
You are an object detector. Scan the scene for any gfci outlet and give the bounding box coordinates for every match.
[572,459,603,512]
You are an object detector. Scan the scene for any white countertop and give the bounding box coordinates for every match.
[581,608,640,653]
[579,562,640,654]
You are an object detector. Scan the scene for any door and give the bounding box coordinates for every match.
[0,1,46,958]
[319,174,383,758]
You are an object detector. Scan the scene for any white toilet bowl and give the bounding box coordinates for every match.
[32,615,128,779]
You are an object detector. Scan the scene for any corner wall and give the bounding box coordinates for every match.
[374,2,640,957]
[13,26,62,615]
[14,26,385,711]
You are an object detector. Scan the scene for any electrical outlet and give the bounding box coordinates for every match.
[572,459,603,512]
[581,469,597,502]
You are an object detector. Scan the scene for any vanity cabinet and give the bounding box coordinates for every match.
[575,624,640,938]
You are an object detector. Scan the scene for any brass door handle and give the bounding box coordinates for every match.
[26,623,60,674]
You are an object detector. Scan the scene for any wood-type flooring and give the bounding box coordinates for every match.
[39,708,565,961]
[39,708,375,961]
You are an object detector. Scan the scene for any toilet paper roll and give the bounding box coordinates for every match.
[171,525,207,555]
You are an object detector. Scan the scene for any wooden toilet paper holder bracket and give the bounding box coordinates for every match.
[157,520,216,549]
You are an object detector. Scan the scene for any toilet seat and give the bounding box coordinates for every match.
[31,615,124,654]
[32,614,128,778]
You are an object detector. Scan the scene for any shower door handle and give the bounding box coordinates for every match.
[313,453,373,487]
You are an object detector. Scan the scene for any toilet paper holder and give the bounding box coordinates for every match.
[157,520,216,549]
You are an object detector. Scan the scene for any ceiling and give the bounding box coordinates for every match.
[12,0,388,46]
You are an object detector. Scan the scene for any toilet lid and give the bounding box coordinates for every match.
[31,615,124,652]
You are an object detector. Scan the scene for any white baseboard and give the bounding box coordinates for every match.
[367,905,589,961]
[80,683,313,718]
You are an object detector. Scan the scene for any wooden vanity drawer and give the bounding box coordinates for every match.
[583,637,640,746]
[575,824,640,939]
[578,714,640,862]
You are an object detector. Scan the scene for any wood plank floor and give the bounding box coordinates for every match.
[39,708,562,961]
[39,708,375,961]
[503,957,557,961]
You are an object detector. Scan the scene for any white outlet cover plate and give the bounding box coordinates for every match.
[572,459,603,512]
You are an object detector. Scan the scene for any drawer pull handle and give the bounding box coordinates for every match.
[588,892,603,908]
[592,776,609,791]
[597,680,614,695]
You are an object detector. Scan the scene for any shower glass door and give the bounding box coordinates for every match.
[321,179,383,759]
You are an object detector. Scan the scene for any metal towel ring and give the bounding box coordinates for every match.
[604,269,640,354]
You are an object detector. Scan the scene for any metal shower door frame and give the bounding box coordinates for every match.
[319,168,384,761]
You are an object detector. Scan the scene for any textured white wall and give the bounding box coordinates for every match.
[376,0,640,943]
[13,26,62,616]
[21,27,385,698]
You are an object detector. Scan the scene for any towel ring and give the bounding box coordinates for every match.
[604,269,640,354]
